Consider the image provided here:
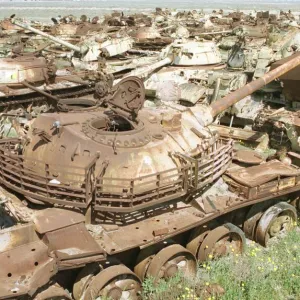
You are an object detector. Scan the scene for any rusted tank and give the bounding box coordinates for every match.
[0,44,300,300]
[50,20,103,36]
[13,19,134,72]
[220,51,300,153]
[0,51,114,144]
[0,55,106,116]
[132,26,173,50]
[1,18,23,32]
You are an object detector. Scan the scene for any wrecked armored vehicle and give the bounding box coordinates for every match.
[0,52,114,143]
[0,55,300,299]
[13,20,135,73]
[124,40,223,101]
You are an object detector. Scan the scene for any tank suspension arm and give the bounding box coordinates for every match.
[209,53,300,118]
[12,20,88,55]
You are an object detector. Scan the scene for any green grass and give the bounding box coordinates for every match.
[142,227,300,300]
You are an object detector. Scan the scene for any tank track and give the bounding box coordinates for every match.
[0,85,96,112]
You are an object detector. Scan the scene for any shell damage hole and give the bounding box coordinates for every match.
[34,262,39,266]
[7,273,12,277]
[31,248,36,252]
[136,227,139,229]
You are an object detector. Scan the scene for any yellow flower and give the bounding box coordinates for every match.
[208,254,213,259]
[205,282,210,286]
[207,266,211,270]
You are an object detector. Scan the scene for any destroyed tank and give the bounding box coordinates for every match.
[218,52,300,154]
[50,17,103,36]
[121,39,224,101]
[13,20,134,73]
[0,46,112,140]
[0,56,99,115]
[132,26,173,50]
[0,54,300,300]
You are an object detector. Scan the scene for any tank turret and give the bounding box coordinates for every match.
[1,53,300,210]
[0,56,51,86]
[12,19,134,63]
[120,40,222,80]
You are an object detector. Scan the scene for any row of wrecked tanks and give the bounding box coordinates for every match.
[0,7,299,152]
[0,7,299,300]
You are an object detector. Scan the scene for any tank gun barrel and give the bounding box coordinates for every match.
[124,57,172,79]
[12,19,88,54]
[209,53,300,118]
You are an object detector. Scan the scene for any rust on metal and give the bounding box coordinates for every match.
[210,53,300,117]
[0,7,300,299]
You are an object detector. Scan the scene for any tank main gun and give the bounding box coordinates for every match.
[12,19,89,55]
[194,53,300,127]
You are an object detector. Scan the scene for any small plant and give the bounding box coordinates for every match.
[142,225,300,300]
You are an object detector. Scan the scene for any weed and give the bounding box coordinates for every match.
[142,227,300,300]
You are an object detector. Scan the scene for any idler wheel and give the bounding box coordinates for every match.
[255,202,297,247]
[134,244,163,281]
[80,265,142,300]
[243,201,276,240]
[186,225,211,261]
[73,263,101,300]
[143,244,197,282]
[198,223,246,262]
